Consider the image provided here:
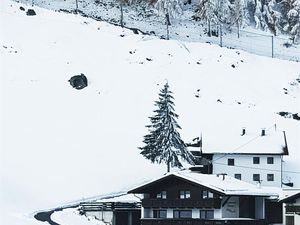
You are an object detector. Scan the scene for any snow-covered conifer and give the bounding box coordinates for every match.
[198,0,218,36]
[285,0,300,42]
[139,82,195,172]
[155,0,184,18]
[230,0,244,37]
[217,0,232,24]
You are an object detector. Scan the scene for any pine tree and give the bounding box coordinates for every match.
[155,0,184,18]
[231,0,244,37]
[217,0,232,24]
[198,0,218,36]
[139,83,195,172]
[285,0,300,42]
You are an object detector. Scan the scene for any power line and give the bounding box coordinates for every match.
[213,162,300,174]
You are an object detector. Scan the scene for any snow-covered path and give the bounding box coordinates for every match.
[35,210,60,225]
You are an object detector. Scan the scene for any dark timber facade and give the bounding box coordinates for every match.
[129,173,274,225]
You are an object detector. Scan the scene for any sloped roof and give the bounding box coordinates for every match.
[128,170,281,197]
[96,193,141,203]
[199,127,288,155]
[280,191,300,203]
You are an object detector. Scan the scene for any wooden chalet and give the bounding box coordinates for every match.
[128,171,282,225]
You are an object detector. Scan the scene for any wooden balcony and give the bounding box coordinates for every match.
[141,218,267,225]
[142,198,221,209]
[286,205,300,213]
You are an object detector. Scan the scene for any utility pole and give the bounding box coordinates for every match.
[237,21,240,39]
[271,35,274,58]
[219,24,223,47]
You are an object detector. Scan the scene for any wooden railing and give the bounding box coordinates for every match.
[79,201,141,212]
[286,205,300,213]
[142,198,221,209]
[141,218,267,225]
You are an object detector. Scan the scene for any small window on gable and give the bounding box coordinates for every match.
[253,157,260,164]
[267,157,274,164]
[202,190,214,199]
[179,190,191,199]
[234,174,241,180]
[156,191,167,199]
[228,158,234,166]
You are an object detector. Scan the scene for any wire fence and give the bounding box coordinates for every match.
[18,0,300,61]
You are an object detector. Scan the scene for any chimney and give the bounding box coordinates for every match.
[257,180,262,188]
[261,128,266,136]
[241,127,246,136]
[217,173,227,180]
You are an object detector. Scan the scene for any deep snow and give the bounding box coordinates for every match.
[1,1,300,225]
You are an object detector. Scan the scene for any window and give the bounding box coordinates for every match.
[286,216,294,225]
[228,158,234,166]
[253,174,260,181]
[267,174,274,181]
[253,157,260,164]
[179,190,191,199]
[267,157,274,164]
[173,210,192,218]
[202,190,214,199]
[200,210,214,219]
[234,174,241,180]
[156,191,167,199]
[153,210,167,218]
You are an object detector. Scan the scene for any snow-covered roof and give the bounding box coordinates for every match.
[197,126,288,155]
[95,193,141,203]
[279,190,300,202]
[129,170,281,197]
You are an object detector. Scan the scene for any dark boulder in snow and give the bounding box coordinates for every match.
[69,74,88,90]
[20,6,25,11]
[26,9,36,16]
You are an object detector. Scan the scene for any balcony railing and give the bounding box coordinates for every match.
[142,198,221,209]
[141,218,267,225]
[286,205,300,213]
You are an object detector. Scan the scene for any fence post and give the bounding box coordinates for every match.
[75,0,78,14]
[237,21,240,39]
[120,1,124,27]
[219,25,223,47]
[271,36,274,58]
[166,12,171,40]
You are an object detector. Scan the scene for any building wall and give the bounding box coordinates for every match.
[212,154,282,187]
[222,196,239,218]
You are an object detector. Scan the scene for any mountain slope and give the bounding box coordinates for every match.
[1,1,300,225]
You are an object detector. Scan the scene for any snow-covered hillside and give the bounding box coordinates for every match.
[1,1,300,225]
